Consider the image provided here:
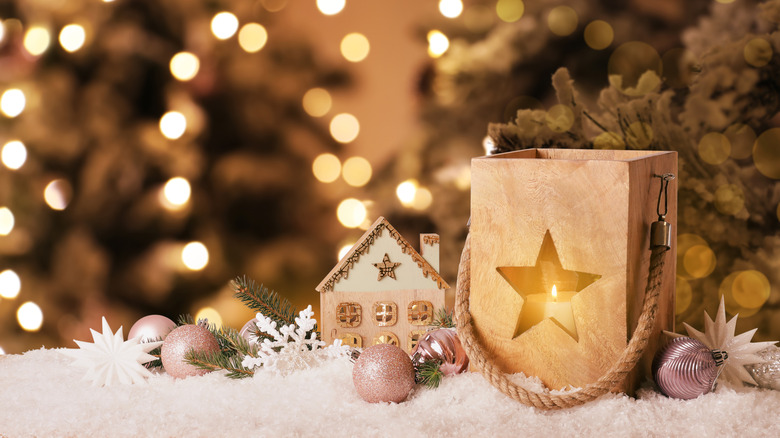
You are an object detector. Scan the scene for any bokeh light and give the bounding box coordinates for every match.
[0,346,4,355]
[753,128,780,179]
[329,113,360,143]
[59,24,86,52]
[593,132,625,150]
[608,41,662,96]
[683,244,716,279]
[17,302,43,332]
[23,26,50,56]
[547,6,578,37]
[302,88,332,117]
[675,276,692,315]
[0,269,21,299]
[496,0,524,23]
[412,187,433,210]
[43,179,72,211]
[744,38,772,67]
[2,140,27,169]
[338,243,354,260]
[0,20,5,44]
[439,0,464,18]
[159,111,187,140]
[312,153,341,183]
[340,32,370,62]
[337,198,367,228]
[169,52,200,81]
[342,156,372,187]
[732,270,770,309]
[427,30,449,58]
[162,177,191,208]
[317,0,346,16]
[195,307,223,328]
[1,89,26,117]
[0,207,14,235]
[714,184,744,215]
[545,104,574,132]
[584,20,613,50]
[238,23,268,53]
[396,180,418,206]
[182,241,209,271]
[723,123,755,160]
[625,122,653,148]
[211,12,239,40]
[262,0,288,12]
[698,132,730,165]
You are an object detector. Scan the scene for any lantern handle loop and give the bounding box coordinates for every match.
[653,173,675,220]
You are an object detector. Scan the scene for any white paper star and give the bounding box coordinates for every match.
[683,296,777,386]
[61,317,163,386]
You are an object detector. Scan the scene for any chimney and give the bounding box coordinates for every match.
[420,233,440,273]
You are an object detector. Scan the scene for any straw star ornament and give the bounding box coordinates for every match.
[61,317,162,386]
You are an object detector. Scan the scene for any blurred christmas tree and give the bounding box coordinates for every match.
[0,0,369,353]
[402,0,780,340]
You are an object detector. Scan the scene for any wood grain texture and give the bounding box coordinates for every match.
[469,149,676,393]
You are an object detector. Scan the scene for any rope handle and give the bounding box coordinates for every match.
[454,233,669,409]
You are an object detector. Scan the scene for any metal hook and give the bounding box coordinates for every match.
[651,173,675,250]
[653,173,675,220]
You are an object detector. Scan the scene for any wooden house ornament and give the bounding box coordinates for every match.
[317,217,449,353]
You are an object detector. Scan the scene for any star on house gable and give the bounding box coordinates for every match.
[373,253,401,281]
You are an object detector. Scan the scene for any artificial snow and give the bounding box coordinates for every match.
[1,348,780,437]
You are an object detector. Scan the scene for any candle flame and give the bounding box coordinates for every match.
[552,284,558,302]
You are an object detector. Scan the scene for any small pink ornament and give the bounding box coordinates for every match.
[239,318,259,343]
[352,344,415,403]
[410,328,469,376]
[652,336,725,400]
[161,324,220,379]
[128,315,176,343]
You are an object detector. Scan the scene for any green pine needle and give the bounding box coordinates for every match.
[415,359,444,389]
[231,276,297,327]
[432,308,455,329]
[184,348,254,379]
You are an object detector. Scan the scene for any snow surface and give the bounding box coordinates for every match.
[1,348,779,437]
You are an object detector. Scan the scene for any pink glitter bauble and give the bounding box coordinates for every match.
[410,328,469,376]
[652,336,721,400]
[161,325,220,379]
[352,344,415,403]
[128,315,176,343]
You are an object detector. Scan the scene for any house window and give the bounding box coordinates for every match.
[373,331,399,347]
[407,330,427,352]
[408,301,434,325]
[336,302,362,328]
[373,301,397,326]
[339,333,362,348]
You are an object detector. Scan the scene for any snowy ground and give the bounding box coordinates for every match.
[1,348,779,437]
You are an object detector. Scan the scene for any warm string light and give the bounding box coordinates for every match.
[238,23,268,53]
[182,241,209,271]
[1,140,27,169]
[317,0,346,16]
[342,156,372,187]
[23,26,50,56]
[0,269,21,298]
[159,111,187,139]
[194,307,223,328]
[329,113,360,143]
[340,32,370,62]
[170,52,200,81]
[59,24,86,52]
[302,88,332,117]
[1,89,26,118]
[17,301,43,331]
[0,207,14,235]
[427,30,449,58]
[496,0,525,23]
[43,179,72,210]
[337,198,367,228]
[337,243,354,260]
[161,177,192,208]
[312,153,341,183]
[439,0,464,18]
[211,12,239,40]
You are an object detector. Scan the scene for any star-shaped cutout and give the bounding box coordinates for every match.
[497,230,602,340]
[61,317,162,386]
[373,253,401,281]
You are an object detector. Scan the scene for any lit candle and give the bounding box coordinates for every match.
[515,284,578,340]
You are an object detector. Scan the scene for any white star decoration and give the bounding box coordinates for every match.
[61,317,163,386]
[682,297,777,386]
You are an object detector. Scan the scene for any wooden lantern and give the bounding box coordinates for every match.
[469,149,677,393]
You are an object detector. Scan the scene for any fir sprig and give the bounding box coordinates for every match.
[415,359,444,389]
[432,308,455,329]
[144,337,164,369]
[184,348,254,379]
[231,276,297,327]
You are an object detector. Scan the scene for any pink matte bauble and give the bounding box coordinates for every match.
[410,328,469,376]
[128,315,176,343]
[161,325,220,379]
[352,344,415,403]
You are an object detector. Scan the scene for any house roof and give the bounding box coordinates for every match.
[315,216,450,292]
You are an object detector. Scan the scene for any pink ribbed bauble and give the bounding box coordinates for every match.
[410,328,469,376]
[161,324,220,379]
[352,344,415,403]
[128,315,176,343]
[652,336,721,400]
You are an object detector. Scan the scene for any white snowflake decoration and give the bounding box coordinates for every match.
[241,305,350,375]
[683,296,777,386]
[61,317,162,386]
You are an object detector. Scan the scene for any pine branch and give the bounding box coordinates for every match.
[184,348,254,379]
[415,359,444,389]
[432,308,455,329]
[144,337,164,369]
[231,276,297,326]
